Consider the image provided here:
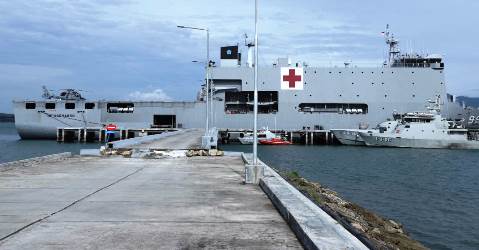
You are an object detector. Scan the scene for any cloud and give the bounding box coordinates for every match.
[128,88,173,101]
[0,0,479,113]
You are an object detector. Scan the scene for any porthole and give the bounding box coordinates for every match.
[25,102,36,109]
[45,103,56,109]
[65,103,75,109]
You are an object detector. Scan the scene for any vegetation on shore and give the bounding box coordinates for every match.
[282,170,426,250]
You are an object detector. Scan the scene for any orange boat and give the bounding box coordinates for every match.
[259,137,292,145]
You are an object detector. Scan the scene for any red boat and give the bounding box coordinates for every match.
[259,137,292,145]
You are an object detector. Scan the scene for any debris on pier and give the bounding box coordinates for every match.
[99,148,224,158]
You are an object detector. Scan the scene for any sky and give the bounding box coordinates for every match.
[0,0,478,113]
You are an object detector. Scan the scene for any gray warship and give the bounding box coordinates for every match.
[13,26,479,139]
[359,97,479,149]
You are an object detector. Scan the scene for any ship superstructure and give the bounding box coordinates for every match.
[13,27,477,139]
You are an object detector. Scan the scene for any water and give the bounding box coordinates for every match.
[0,123,96,163]
[222,144,479,250]
[1,122,478,249]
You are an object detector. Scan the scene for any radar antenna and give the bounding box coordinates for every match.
[383,24,400,66]
[42,85,53,99]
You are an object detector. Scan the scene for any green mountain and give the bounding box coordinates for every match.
[456,96,479,108]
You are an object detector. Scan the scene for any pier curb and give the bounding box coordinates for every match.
[241,153,368,250]
[0,152,72,171]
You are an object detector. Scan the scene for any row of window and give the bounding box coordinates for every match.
[298,103,369,114]
[25,102,95,110]
[25,102,137,113]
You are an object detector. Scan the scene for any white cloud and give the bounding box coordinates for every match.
[128,88,172,101]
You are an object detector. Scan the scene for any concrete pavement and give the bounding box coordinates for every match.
[0,155,302,249]
[130,129,203,149]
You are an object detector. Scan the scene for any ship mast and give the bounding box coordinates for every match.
[384,24,400,66]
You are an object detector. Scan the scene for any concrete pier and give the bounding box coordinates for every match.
[1,131,367,249]
[0,156,301,249]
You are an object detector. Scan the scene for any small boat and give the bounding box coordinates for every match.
[238,129,276,144]
[259,137,292,145]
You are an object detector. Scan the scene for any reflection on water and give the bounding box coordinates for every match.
[222,144,479,250]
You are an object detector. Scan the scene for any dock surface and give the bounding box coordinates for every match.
[0,155,301,249]
[131,129,203,149]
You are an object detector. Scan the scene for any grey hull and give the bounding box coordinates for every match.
[330,130,366,146]
[360,133,479,149]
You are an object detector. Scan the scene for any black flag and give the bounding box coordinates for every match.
[220,46,238,59]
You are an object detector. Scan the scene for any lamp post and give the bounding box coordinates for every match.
[253,0,259,167]
[177,25,210,133]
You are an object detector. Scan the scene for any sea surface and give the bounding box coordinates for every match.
[1,122,478,249]
[222,144,479,250]
[0,123,96,163]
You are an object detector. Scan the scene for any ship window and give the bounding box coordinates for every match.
[65,103,75,109]
[45,103,55,109]
[85,103,95,109]
[107,103,134,113]
[225,91,278,114]
[25,102,36,109]
[298,103,368,114]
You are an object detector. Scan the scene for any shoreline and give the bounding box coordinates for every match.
[281,170,426,249]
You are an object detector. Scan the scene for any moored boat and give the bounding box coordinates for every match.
[259,137,292,145]
[238,129,276,144]
[359,97,479,149]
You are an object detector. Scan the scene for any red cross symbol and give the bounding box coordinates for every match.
[283,69,302,88]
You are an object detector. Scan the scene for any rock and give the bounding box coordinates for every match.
[371,228,381,234]
[351,222,366,232]
[186,150,194,157]
[389,219,401,229]
[385,224,402,234]
[121,151,132,157]
[209,149,218,156]
[216,150,224,156]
